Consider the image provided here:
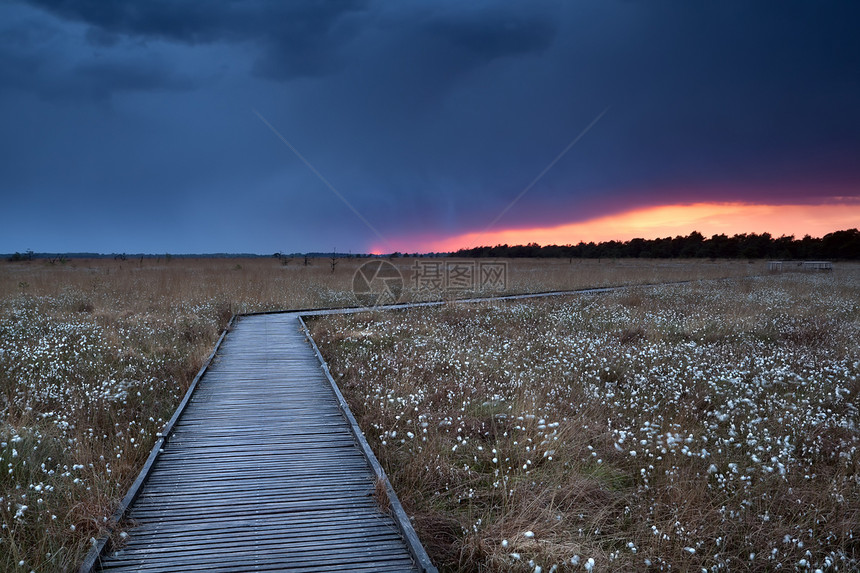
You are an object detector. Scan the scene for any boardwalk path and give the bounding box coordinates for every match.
[86,284,677,572]
[92,313,433,572]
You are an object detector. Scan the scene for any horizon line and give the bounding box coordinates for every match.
[3,227,857,259]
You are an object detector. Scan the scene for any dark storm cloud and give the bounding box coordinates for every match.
[0,44,197,101]
[425,9,555,61]
[27,0,365,44]
[503,0,860,223]
[0,5,202,100]
[22,0,559,83]
[25,0,370,80]
[1,0,859,253]
[74,59,197,98]
[293,0,860,234]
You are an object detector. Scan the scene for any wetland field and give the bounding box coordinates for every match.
[1,257,854,571]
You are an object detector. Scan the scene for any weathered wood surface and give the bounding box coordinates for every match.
[94,313,430,572]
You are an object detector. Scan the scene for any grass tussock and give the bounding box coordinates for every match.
[311,270,860,572]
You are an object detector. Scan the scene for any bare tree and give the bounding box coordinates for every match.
[330,249,338,274]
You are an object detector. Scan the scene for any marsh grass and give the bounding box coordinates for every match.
[0,257,763,571]
[311,269,860,571]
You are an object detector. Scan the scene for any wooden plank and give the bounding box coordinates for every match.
[105,535,409,561]
[101,540,414,568]
[100,556,419,573]
[100,549,416,573]
[120,522,401,546]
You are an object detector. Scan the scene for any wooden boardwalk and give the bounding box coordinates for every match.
[85,284,660,572]
[92,313,433,572]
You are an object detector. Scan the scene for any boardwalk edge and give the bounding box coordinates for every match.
[78,315,237,573]
[298,314,439,573]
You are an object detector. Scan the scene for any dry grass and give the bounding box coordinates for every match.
[0,256,764,571]
[310,268,860,572]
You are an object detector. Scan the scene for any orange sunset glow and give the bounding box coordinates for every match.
[383,201,860,253]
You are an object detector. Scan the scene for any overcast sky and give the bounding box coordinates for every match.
[1,1,858,254]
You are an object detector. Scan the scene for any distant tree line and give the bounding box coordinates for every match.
[452,229,860,260]
[7,250,34,262]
